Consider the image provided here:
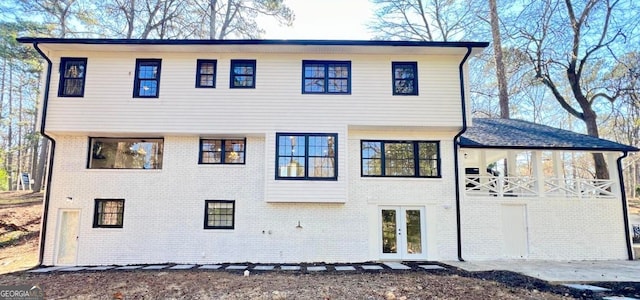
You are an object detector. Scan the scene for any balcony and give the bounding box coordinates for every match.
[464,175,616,199]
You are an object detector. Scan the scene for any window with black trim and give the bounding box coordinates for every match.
[361,140,440,177]
[276,133,337,180]
[196,59,217,88]
[302,60,351,94]
[88,138,163,169]
[58,57,87,97]
[133,59,162,97]
[392,62,418,95]
[204,200,235,229]
[93,199,125,228]
[199,138,246,164]
[230,59,256,88]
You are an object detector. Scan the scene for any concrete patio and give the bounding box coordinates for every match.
[444,260,640,282]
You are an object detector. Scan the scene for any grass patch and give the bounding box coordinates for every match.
[0,191,43,206]
[0,231,35,248]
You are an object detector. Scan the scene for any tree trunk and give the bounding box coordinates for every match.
[209,0,217,39]
[6,60,13,190]
[32,138,49,192]
[583,109,609,180]
[488,0,509,119]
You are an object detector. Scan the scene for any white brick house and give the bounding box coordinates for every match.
[18,38,637,266]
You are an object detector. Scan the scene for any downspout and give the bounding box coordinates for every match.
[617,151,634,260]
[32,42,56,266]
[453,47,473,262]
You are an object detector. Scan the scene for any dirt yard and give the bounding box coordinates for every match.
[1,191,640,299]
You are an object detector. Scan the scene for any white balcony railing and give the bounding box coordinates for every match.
[465,176,616,199]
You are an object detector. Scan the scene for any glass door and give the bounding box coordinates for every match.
[380,206,426,260]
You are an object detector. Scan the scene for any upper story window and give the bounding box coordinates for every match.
[93,199,125,228]
[230,59,256,88]
[88,137,163,169]
[392,62,418,95]
[58,57,87,97]
[302,60,351,94]
[196,59,217,88]
[133,59,162,98]
[276,133,337,180]
[361,140,440,177]
[199,138,246,164]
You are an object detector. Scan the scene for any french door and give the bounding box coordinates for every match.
[379,206,426,260]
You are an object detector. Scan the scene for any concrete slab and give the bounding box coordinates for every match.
[361,265,384,270]
[28,266,67,273]
[142,265,168,270]
[86,266,115,271]
[384,262,411,270]
[563,284,611,292]
[59,267,87,272]
[253,265,275,271]
[335,266,356,271]
[169,264,196,270]
[225,265,248,270]
[443,260,640,282]
[306,266,327,271]
[419,265,446,270]
[280,265,301,271]
[198,265,222,270]
[115,265,142,270]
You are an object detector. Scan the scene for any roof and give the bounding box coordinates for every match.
[16,37,488,48]
[460,118,639,152]
[15,38,488,55]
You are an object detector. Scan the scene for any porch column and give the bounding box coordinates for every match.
[506,151,517,177]
[607,152,622,197]
[531,151,544,197]
[552,151,565,196]
[478,150,488,190]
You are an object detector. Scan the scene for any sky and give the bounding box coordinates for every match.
[260,0,374,40]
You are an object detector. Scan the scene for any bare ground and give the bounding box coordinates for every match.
[1,191,639,299]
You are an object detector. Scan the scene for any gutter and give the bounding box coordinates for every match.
[32,42,56,266]
[453,46,473,262]
[617,151,634,260]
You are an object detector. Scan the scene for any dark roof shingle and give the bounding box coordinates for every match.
[460,118,638,152]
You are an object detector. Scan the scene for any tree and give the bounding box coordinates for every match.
[512,0,638,179]
[368,0,479,41]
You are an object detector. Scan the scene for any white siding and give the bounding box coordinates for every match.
[44,51,465,135]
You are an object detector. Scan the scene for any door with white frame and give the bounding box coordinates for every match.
[56,209,80,265]
[379,206,427,260]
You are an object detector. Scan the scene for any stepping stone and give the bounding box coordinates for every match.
[335,266,356,271]
[280,265,301,271]
[86,266,115,271]
[142,265,168,270]
[169,264,195,270]
[603,297,640,300]
[59,266,87,271]
[28,266,66,273]
[198,265,222,270]
[384,262,411,270]
[563,284,611,292]
[115,265,142,270]
[306,266,327,272]
[361,265,384,270]
[419,265,446,270]
[253,265,275,271]
[225,265,248,270]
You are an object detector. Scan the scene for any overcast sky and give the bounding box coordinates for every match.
[260,0,374,40]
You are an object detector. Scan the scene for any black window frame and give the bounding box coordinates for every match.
[204,200,235,230]
[87,137,164,169]
[198,138,246,164]
[302,60,351,94]
[361,140,440,178]
[275,133,338,180]
[196,59,217,88]
[392,62,418,96]
[58,57,88,97]
[93,199,125,228]
[133,58,162,98]
[229,59,256,89]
